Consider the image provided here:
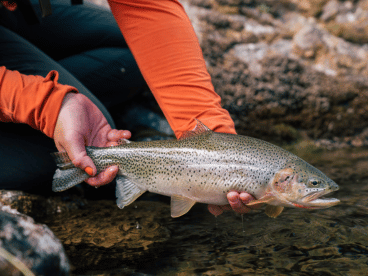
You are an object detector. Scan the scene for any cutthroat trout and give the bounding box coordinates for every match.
[52,120,340,218]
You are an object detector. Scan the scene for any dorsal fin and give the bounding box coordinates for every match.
[179,119,212,140]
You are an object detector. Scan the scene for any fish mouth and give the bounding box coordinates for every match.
[300,190,340,208]
[306,197,340,208]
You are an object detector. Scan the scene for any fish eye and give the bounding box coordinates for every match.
[309,179,321,186]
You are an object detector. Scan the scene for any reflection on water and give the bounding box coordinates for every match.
[40,147,368,276]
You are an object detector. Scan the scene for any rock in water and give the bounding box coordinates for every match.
[0,205,70,276]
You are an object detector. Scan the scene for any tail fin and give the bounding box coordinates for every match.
[51,152,89,192]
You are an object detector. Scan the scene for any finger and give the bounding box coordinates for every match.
[208,205,224,216]
[227,191,252,214]
[73,155,97,176]
[106,141,119,147]
[239,193,262,209]
[107,129,131,141]
[239,193,255,204]
[63,135,97,176]
[107,129,119,141]
[119,130,131,139]
[85,165,119,187]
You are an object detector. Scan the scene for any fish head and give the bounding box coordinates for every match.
[268,159,340,209]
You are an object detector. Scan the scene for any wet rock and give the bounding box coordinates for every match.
[316,127,368,148]
[0,190,88,219]
[239,6,276,25]
[39,200,171,273]
[0,205,70,276]
[279,12,309,36]
[320,0,340,21]
[291,20,368,77]
[317,0,368,43]
[292,0,329,16]
[231,39,292,75]
[189,0,213,9]
[212,54,368,142]
[215,0,242,6]
[292,22,325,59]
[232,42,268,75]
[202,12,231,28]
[359,0,368,11]
[328,15,368,44]
[243,18,276,40]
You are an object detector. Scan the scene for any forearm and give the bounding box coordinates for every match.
[0,66,77,138]
[108,0,236,137]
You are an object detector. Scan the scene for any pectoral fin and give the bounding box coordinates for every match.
[246,194,276,206]
[265,206,284,218]
[116,176,145,208]
[171,196,196,218]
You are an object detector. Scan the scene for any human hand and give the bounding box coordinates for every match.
[53,93,131,187]
[208,191,261,216]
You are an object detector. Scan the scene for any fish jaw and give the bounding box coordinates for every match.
[297,189,340,209]
[299,197,340,209]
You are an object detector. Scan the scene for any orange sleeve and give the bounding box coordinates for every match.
[0,66,77,138]
[108,0,236,138]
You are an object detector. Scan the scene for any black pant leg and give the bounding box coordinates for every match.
[0,26,113,191]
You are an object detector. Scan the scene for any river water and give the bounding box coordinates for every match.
[40,145,368,276]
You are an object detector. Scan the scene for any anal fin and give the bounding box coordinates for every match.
[116,176,145,208]
[171,196,196,218]
[265,206,284,218]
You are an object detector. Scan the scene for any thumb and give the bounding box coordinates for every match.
[62,135,97,176]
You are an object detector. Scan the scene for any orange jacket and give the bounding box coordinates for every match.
[0,67,76,137]
[0,0,236,138]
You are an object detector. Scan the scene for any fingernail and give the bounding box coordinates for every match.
[85,167,93,176]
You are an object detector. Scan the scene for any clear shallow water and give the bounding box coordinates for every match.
[40,147,368,276]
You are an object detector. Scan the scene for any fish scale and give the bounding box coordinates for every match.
[52,120,339,218]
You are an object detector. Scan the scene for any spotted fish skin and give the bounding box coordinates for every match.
[52,120,339,218]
